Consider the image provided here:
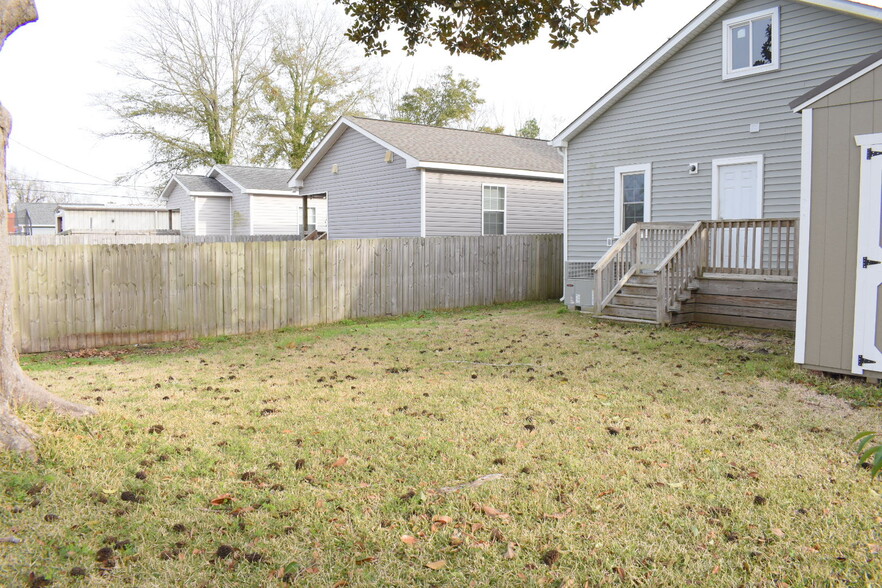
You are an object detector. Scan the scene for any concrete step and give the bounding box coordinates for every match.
[603,304,657,321]
[611,293,656,308]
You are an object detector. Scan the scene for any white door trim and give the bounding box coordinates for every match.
[613,163,652,236]
[794,110,813,364]
[851,135,882,374]
[711,154,764,219]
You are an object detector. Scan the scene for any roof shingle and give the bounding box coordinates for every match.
[174,175,231,194]
[214,165,296,192]
[348,117,562,174]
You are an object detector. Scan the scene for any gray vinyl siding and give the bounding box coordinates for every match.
[167,183,195,235]
[299,127,421,239]
[213,173,251,235]
[195,197,232,235]
[424,172,563,236]
[565,0,882,263]
[802,68,882,374]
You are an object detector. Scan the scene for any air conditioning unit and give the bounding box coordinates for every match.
[564,261,596,312]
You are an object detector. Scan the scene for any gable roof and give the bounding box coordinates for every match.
[211,165,296,194]
[173,174,231,194]
[291,116,563,187]
[550,0,882,147]
[790,47,882,111]
[14,202,61,226]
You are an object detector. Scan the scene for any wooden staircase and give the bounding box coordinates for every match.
[590,219,798,327]
[597,273,659,323]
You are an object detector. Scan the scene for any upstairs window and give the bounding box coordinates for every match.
[722,7,779,80]
[482,185,506,235]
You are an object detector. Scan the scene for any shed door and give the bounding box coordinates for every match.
[196,197,231,236]
[853,143,882,373]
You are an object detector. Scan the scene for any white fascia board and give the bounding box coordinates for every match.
[550,0,739,147]
[159,176,183,200]
[800,0,882,20]
[289,117,418,187]
[856,132,882,146]
[244,189,299,196]
[792,56,882,112]
[550,0,882,147]
[189,191,232,197]
[208,166,247,193]
[416,161,564,181]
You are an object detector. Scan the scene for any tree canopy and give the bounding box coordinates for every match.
[334,0,646,61]
[393,67,484,128]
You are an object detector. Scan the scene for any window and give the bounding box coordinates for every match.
[722,7,779,80]
[298,206,317,232]
[482,185,506,235]
[614,164,651,235]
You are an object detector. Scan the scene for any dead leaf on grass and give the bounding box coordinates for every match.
[504,543,517,559]
[330,457,348,467]
[401,535,418,545]
[425,560,446,570]
[210,494,234,505]
[771,528,785,538]
[542,509,572,520]
[868,543,881,554]
[478,505,509,518]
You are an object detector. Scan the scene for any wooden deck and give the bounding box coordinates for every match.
[592,219,798,330]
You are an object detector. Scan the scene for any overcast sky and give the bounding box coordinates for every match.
[0,0,879,204]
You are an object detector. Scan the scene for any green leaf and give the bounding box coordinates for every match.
[859,445,882,463]
[856,433,877,454]
[871,449,882,480]
[852,431,875,444]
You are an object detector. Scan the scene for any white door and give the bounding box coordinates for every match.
[715,159,762,269]
[718,163,760,219]
[195,197,232,235]
[852,142,882,373]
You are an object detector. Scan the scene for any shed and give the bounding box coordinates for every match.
[55,205,181,234]
[791,49,882,378]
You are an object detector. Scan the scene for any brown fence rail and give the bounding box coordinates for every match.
[10,234,563,353]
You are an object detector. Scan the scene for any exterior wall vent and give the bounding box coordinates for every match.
[384,150,394,163]
[331,164,339,174]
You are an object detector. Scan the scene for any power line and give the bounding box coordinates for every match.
[11,188,160,201]
[9,139,115,183]
[7,176,155,192]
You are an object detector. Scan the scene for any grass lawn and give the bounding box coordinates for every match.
[1,301,881,586]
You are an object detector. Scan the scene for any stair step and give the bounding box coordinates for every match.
[628,274,658,286]
[595,315,659,325]
[620,284,657,296]
[611,294,657,308]
[603,304,657,321]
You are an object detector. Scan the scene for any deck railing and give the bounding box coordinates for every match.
[594,218,798,318]
[593,223,691,312]
[704,219,798,277]
[655,221,704,324]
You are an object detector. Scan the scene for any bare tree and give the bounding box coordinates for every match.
[103,0,269,178]
[252,4,374,169]
[1,0,96,455]
[7,168,71,206]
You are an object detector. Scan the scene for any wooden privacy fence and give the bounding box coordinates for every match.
[10,234,563,353]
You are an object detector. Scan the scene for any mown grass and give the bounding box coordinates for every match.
[1,301,880,586]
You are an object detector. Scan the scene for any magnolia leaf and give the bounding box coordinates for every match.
[425,560,446,570]
[210,493,234,505]
[330,457,348,467]
[401,535,418,545]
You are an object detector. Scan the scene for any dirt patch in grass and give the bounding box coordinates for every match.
[1,302,880,586]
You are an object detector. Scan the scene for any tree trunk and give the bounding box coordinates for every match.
[0,0,96,456]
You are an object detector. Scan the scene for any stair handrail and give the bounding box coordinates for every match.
[654,221,704,324]
[593,222,642,313]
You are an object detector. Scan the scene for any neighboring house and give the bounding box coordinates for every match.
[790,49,882,379]
[7,211,15,235]
[289,116,564,239]
[55,205,180,235]
[161,165,328,237]
[14,202,60,235]
[550,0,882,328]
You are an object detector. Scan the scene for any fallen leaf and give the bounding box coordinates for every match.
[432,515,453,525]
[504,543,517,559]
[425,560,446,570]
[210,493,234,505]
[869,543,881,554]
[330,457,348,467]
[355,557,376,565]
[711,565,720,574]
[614,567,627,580]
[597,490,614,498]
[333,581,349,588]
[771,528,785,538]
[481,505,509,518]
[400,535,418,545]
[542,510,571,520]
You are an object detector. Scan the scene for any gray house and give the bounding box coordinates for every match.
[162,164,328,237]
[289,117,564,239]
[790,49,882,378]
[14,202,59,235]
[551,0,882,327]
